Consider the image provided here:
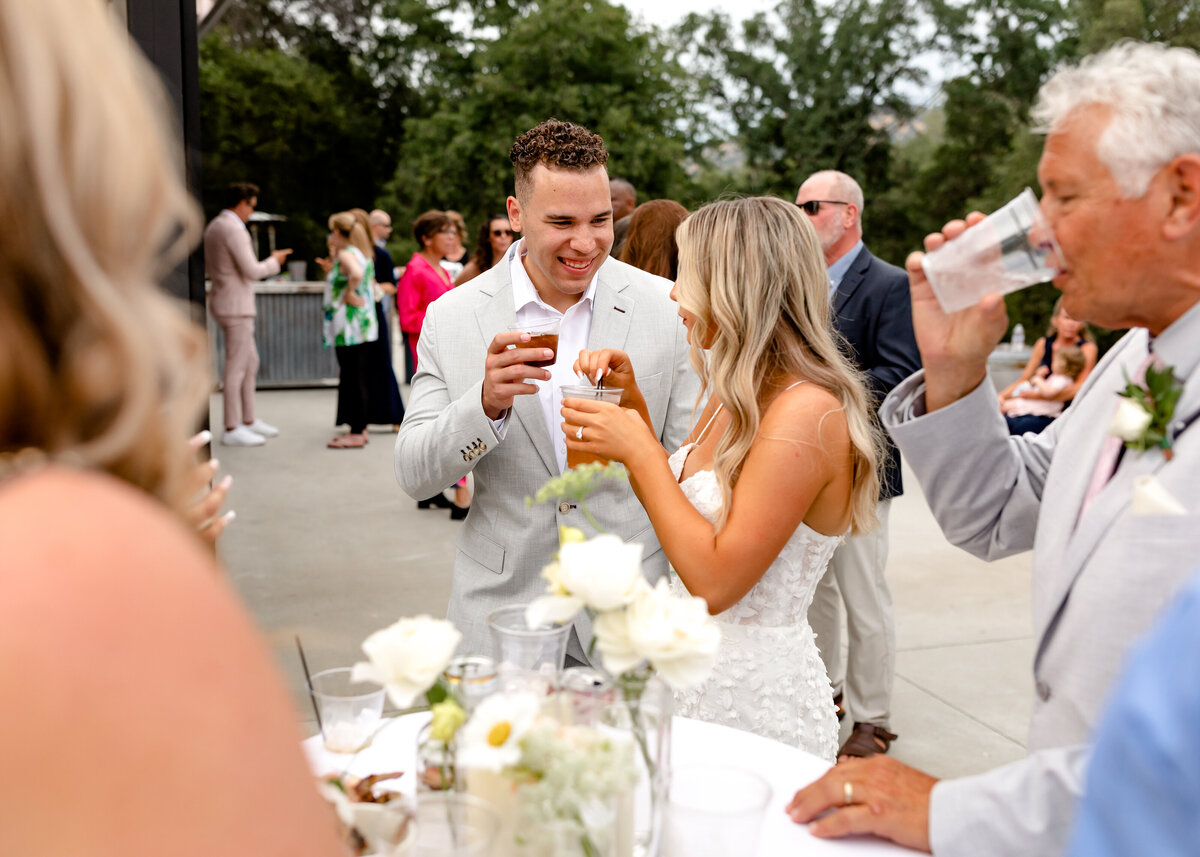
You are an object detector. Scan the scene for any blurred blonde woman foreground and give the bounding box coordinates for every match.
[563,197,880,760]
[0,1,344,854]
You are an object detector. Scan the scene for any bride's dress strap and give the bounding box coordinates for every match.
[782,379,808,392]
[694,402,724,446]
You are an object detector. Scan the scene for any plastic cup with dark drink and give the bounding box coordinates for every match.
[560,383,624,469]
[506,318,560,368]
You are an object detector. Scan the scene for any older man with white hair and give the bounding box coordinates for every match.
[788,41,1200,856]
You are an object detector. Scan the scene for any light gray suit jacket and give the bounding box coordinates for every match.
[394,256,698,661]
[881,304,1200,857]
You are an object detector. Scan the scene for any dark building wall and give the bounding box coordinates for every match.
[124,0,205,318]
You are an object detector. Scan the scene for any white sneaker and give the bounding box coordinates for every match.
[244,419,280,438]
[222,425,266,447]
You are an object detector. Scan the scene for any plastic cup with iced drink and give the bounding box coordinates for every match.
[921,187,1063,313]
[560,383,623,469]
[506,318,560,368]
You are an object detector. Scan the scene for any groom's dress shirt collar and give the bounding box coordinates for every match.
[507,238,599,473]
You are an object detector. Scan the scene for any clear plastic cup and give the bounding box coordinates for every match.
[309,667,385,753]
[921,187,1063,313]
[487,604,571,673]
[560,383,624,469]
[664,764,772,857]
[506,318,560,368]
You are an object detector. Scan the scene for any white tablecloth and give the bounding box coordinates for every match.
[304,714,910,856]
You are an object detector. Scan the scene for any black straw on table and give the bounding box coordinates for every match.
[295,635,323,733]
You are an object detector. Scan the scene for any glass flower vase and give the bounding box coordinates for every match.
[601,669,671,857]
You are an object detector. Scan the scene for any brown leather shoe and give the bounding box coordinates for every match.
[838,722,898,760]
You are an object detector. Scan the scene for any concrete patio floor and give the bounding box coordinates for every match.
[213,380,1034,782]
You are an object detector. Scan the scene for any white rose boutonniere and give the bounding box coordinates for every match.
[351,615,462,708]
[1112,362,1184,458]
[1108,396,1153,442]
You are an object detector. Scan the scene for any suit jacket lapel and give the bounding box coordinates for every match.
[587,264,634,353]
[833,248,871,315]
[473,264,559,476]
[1038,333,1200,645]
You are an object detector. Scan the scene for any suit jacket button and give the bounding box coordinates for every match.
[480,443,487,451]
[462,452,470,462]
[558,501,571,514]
[1035,680,1051,702]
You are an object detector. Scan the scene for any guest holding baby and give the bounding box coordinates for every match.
[1001,344,1087,434]
[997,298,1098,419]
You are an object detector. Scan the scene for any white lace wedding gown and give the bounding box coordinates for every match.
[666,434,842,762]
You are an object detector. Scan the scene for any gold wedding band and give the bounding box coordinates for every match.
[576,426,584,441]
[844,780,854,806]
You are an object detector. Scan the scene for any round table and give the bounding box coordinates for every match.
[304,714,910,856]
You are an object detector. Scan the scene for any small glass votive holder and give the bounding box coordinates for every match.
[310,667,385,754]
[409,792,500,856]
[442,655,498,715]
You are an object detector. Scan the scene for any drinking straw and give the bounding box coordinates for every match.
[295,635,323,733]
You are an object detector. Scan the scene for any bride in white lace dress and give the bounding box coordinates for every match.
[562,197,881,761]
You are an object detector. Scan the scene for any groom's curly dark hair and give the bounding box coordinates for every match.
[509,118,608,203]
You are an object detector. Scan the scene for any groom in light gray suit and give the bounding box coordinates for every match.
[395,119,696,663]
[788,42,1200,855]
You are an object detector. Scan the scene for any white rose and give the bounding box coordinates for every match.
[351,615,461,708]
[558,534,646,612]
[595,579,721,691]
[1109,397,1153,442]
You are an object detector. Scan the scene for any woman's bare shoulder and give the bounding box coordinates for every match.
[760,380,847,438]
[0,468,343,855]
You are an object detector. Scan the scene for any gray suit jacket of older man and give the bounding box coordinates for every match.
[394,256,698,662]
[881,302,1200,857]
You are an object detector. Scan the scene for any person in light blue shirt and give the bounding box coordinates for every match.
[1065,567,1200,857]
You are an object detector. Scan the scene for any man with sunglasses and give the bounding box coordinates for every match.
[796,170,920,760]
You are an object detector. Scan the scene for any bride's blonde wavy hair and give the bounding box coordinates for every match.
[0,0,209,513]
[674,197,880,534]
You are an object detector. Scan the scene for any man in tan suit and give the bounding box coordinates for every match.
[204,182,291,447]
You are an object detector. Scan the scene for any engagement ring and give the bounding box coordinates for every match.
[576,426,585,441]
[843,780,854,806]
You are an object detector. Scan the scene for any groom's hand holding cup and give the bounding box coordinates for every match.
[907,212,1011,413]
[481,331,556,420]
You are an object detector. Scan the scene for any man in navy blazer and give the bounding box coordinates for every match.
[797,170,921,759]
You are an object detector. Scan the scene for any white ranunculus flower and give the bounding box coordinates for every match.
[351,615,461,708]
[557,534,646,612]
[594,579,721,691]
[457,691,542,772]
[1109,397,1153,442]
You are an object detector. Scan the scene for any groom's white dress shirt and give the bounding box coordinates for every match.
[881,299,1200,857]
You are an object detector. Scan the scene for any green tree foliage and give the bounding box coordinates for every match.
[677,0,929,197]
[200,0,469,260]
[381,0,693,247]
[1075,0,1200,52]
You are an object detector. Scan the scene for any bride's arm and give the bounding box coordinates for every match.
[564,385,848,614]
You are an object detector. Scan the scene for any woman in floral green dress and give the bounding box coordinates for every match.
[323,211,378,449]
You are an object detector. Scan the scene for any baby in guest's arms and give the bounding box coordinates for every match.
[1001,345,1087,420]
